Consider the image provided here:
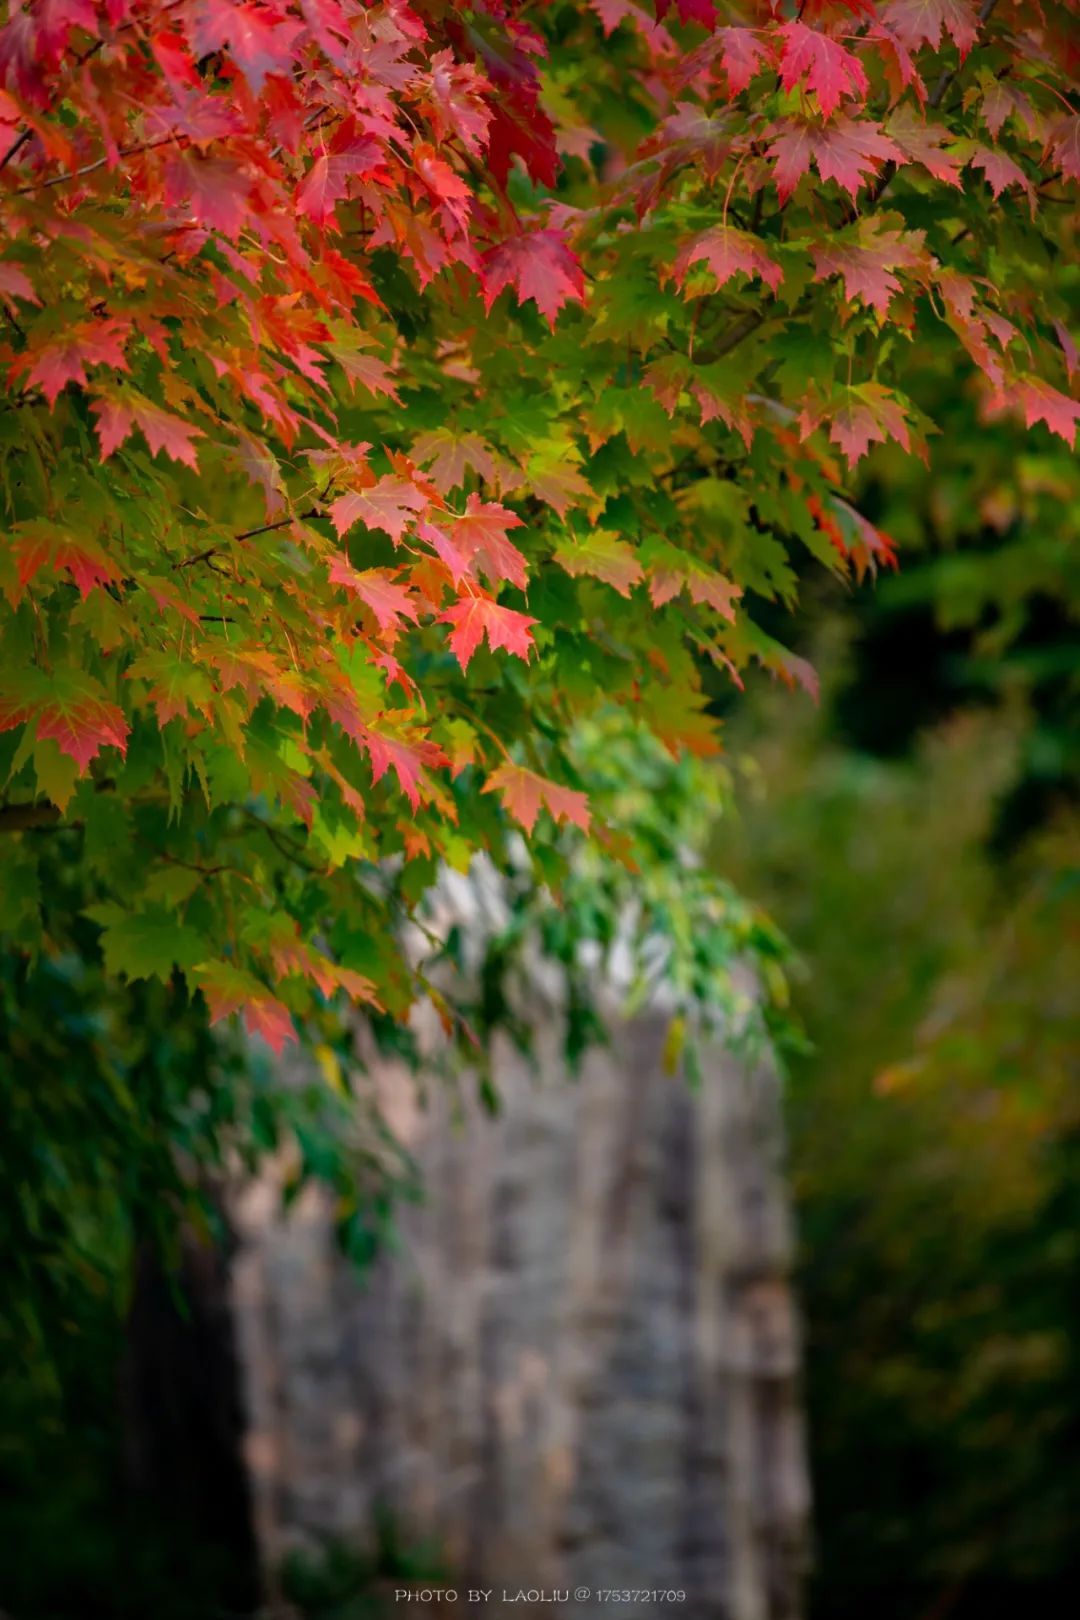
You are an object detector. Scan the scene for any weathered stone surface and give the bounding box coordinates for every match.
[231,995,808,1620]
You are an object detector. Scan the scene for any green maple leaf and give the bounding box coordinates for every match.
[85,902,209,982]
[30,738,80,814]
[0,859,41,942]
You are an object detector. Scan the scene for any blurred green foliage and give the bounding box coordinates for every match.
[281,1518,451,1620]
[722,426,1080,1617]
[710,212,1080,1613]
[0,846,423,1618]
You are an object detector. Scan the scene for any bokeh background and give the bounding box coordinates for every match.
[716,375,1080,1620]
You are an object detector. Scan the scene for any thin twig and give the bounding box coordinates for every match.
[175,547,218,570]
[0,802,64,832]
[0,129,32,173]
[235,507,321,542]
[14,133,176,195]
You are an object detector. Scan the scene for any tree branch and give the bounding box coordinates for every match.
[710,309,766,358]
[0,802,65,832]
[14,133,178,195]
[234,507,320,542]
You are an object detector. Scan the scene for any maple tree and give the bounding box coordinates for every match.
[0,0,1077,1067]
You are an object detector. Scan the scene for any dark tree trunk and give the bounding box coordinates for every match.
[124,1221,261,1614]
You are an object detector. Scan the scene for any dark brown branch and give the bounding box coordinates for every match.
[0,128,32,173]
[14,133,177,195]
[0,802,65,832]
[711,309,765,357]
[234,506,320,542]
[172,506,323,573]
[174,546,218,570]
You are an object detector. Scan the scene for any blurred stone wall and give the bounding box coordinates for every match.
[230,991,808,1620]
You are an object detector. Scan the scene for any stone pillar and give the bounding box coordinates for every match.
[230,997,808,1620]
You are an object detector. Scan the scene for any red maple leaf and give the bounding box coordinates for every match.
[656,0,716,25]
[866,22,926,104]
[327,559,420,637]
[295,153,351,227]
[164,151,253,237]
[644,353,759,447]
[186,2,304,95]
[639,105,736,184]
[445,495,528,589]
[813,493,898,580]
[439,594,538,670]
[416,519,472,585]
[931,269,1013,389]
[1048,114,1080,183]
[885,107,964,185]
[1009,377,1080,446]
[244,996,298,1053]
[673,225,783,295]
[0,672,129,773]
[484,37,559,190]
[811,218,930,316]
[802,382,916,466]
[329,476,429,542]
[979,78,1038,142]
[768,115,904,202]
[966,143,1034,205]
[414,141,471,214]
[10,523,120,601]
[11,319,131,406]
[195,962,297,1055]
[482,229,585,328]
[230,429,287,518]
[0,262,39,309]
[777,21,869,120]
[410,430,500,494]
[647,557,742,622]
[361,725,448,811]
[329,345,401,403]
[483,761,590,835]
[92,394,204,469]
[881,0,981,56]
[296,125,387,226]
[704,27,772,97]
[149,85,245,145]
[323,686,447,809]
[423,49,492,157]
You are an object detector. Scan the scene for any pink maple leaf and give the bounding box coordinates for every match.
[482,230,585,328]
[329,477,429,542]
[439,595,537,670]
[673,225,783,295]
[777,21,869,120]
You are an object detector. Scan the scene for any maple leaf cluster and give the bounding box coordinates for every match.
[0,0,1076,1052]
